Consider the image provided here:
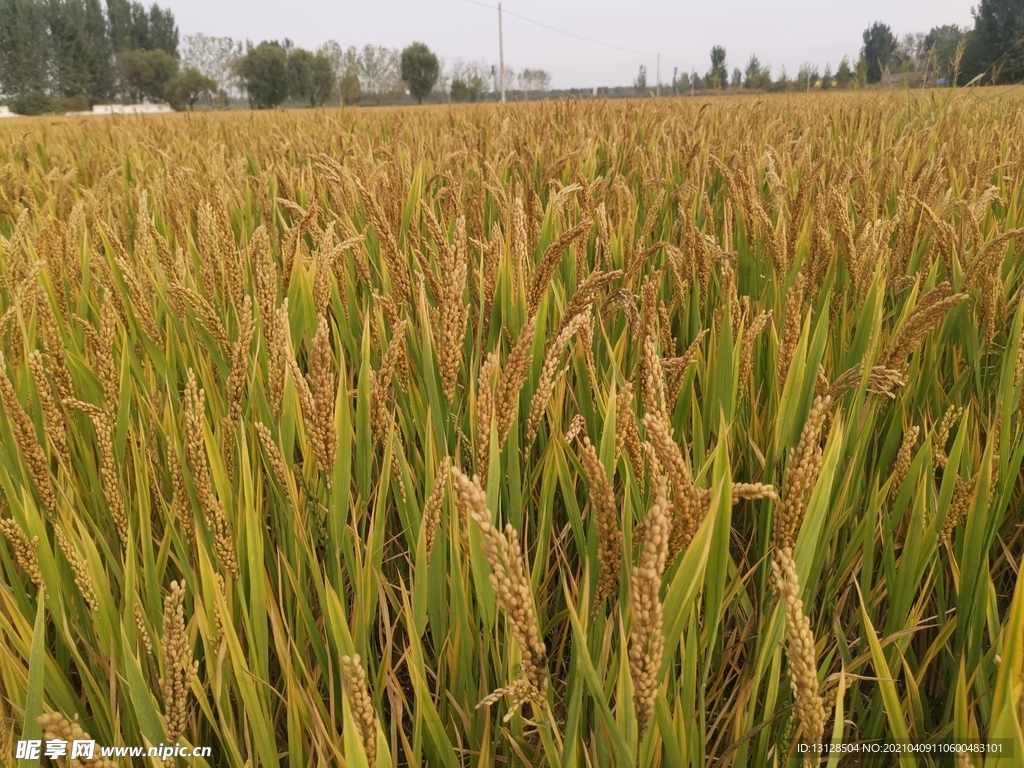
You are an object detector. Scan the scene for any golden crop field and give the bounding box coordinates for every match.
[1,91,1024,767]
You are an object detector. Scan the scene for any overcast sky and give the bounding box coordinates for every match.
[168,0,976,89]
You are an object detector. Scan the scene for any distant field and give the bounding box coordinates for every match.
[1,91,1023,766]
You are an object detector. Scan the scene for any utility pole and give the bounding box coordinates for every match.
[498,2,506,103]
[657,53,660,97]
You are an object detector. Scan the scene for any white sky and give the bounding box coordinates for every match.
[168,0,976,89]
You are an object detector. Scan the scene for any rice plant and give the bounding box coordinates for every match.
[1,91,1024,767]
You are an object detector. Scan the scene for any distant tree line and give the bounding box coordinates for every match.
[652,0,1022,95]
[0,0,191,113]
[857,0,1023,86]
[0,10,555,115]
[19,0,1015,115]
[212,39,553,108]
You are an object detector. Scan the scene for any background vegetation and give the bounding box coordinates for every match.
[1,0,1022,114]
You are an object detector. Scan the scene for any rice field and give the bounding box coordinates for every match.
[1,91,1024,767]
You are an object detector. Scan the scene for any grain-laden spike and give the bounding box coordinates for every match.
[439,216,469,403]
[495,315,536,447]
[423,456,452,563]
[771,546,827,760]
[161,580,199,746]
[555,269,623,339]
[773,395,833,551]
[526,312,589,446]
[224,295,254,427]
[933,405,964,470]
[641,409,703,559]
[615,382,646,483]
[739,310,772,395]
[778,273,806,385]
[629,476,670,738]
[183,371,238,577]
[732,483,778,503]
[577,435,622,611]
[827,363,905,400]
[475,352,500,486]
[0,351,57,514]
[370,320,408,440]
[27,350,69,467]
[883,282,968,371]
[308,316,337,476]
[268,300,290,419]
[665,329,708,406]
[889,426,919,502]
[0,515,43,588]
[354,176,411,305]
[527,218,593,315]
[54,525,98,610]
[452,468,548,718]
[287,316,336,483]
[940,474,977,544]
[38,713,116,768]
[341,655,379,766]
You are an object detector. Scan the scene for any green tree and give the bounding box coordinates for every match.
[127,1,146,48]
[106,0,176,55]
[48,0,113,105]
[731,67,742,88]
[796,62,819,90]
[772,65,790,92]
[961,0,1024,84]
[821,62,833,89]
[164,66,215,109]
[338,62,361,104]
[105,0,132,50]
[400,41,439,103]
[115,46,176,102]
[309,53,335,106]
[235,41,288,108]
[288,48,334,106]
[835,57,853,88]
[106,0,148,50]
[0,0,53,113]
[146,2,176,57]
[708,45,727,89]
[338,45,362,103]
[286,47,314,103]
[923,25,965,80]
[634,64,647,93]
[82,0,113,99]
[744,54,771,90]
[315,40,353,102]
[855,56,868,87]
[744,54,760,87]
[861,21,897,83]
[450,76,483,103]
[338,71,361,104]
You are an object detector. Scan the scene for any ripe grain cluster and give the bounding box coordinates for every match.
[1,91,1024,766]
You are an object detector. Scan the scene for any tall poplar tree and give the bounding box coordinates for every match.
[0,0,52,113]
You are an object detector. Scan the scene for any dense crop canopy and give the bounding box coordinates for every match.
[1,92,1024,766]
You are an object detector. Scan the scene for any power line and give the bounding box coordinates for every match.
[461,0,671,62]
